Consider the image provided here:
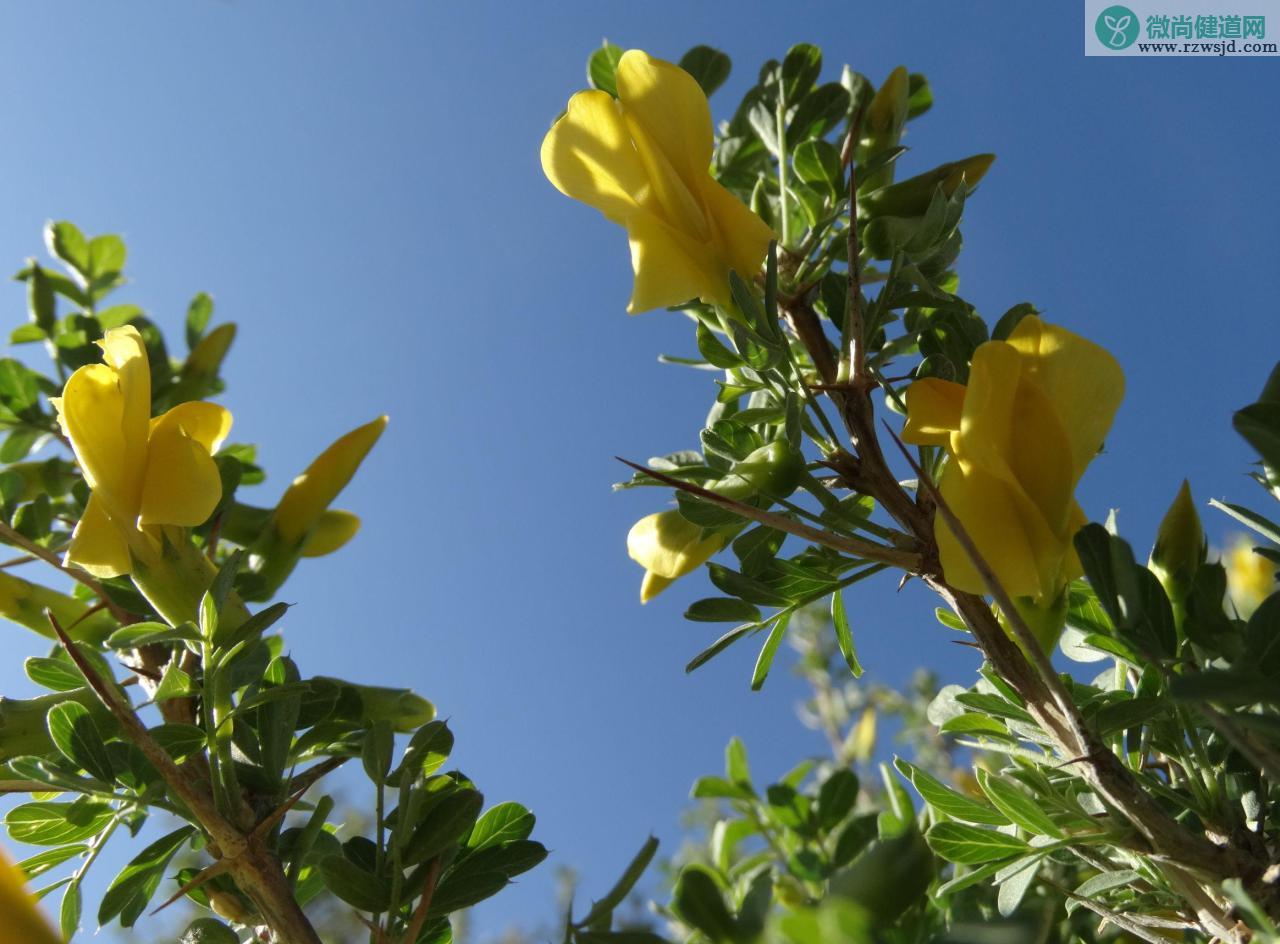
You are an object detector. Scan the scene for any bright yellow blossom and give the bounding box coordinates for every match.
[627,510,725,603]
[1224,535,1277,618]
[0,848,61,944]
[541,49,774,313]
[902,315,1124,605]
[50,326,232,578]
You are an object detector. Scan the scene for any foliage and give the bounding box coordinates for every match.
[0,222,544,942]
[546,40,1280,944]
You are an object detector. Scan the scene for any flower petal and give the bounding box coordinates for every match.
[302,510,361,557]
[615,51,713,193]
[699,176,775,285]
[152,401,233,454]
[66,493,133,578]
[274,416,388,544]
[1005,316,1124,479]
[627,510,723,578]
[53,364,133,514]
[138,422,223,527]
[98,326,152,498]
[541,90,649,223]
[640,570,676,603]
[936,463,1045,598]
[902,378,967,446]
[625,212,725,312]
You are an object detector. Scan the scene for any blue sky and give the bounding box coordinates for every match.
[1,1,1277,939]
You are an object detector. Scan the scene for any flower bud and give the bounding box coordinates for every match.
[858,66,910,191]
[1225,535,1277,619]
[1149,480,1205,609]
[628,510,725,603]
[859,154,995,220]
[721,440,804,500]
[246,416,386,600]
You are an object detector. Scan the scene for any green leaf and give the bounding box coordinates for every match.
[793,140,843,192]
[45,221,90,282]
[394,720,454,780]
[1,427,42,463]
[360,721,394,785]
[47,702,114,782]
[185,292,214,351]
[154,659,196,702]
[105,621,201,649]
[403,788,484,865]
[996,855,1041,916]
[150,723,208,763]
[707,563,790,606]
[673,865,736,943]
[750,611,790,690]
[679,46,731,97]
[26,657,87,692]
[1210,499,1280,546]
[781,44,822,103]
[1235,401,1280,470]
[785,83,850,147]
[831,589,862,678]
[696,323,741,369]
[88,234,126,280]
[319,854,391,912]
[180,918,240,944]
[60,880,82,941]
[894,759,1009,826]
[10,323,47,344]
[579,835,660,928]
[817,768,858,830]
[685,597,762,623]
[15,844,87,879]
[691,775,753,800]
[6,799,114,845]
[925,822,1029,865]
[588,42,625,97]
[975,770,1063,839]
[466,802,535,851]
[98,826,194,927]
[725,736,751,787]
[906,73,933,119]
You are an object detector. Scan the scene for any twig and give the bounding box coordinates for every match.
[401,858,443,944]
[615,458,922,572]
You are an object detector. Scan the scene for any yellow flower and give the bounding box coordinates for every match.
[627,510,725,603]
[902,315,1124,604]
[1224,535,1277,618]
[0,847,61,944]
[541,49,774,313]
[50,326,232,578]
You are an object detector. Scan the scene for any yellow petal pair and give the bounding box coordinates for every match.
[541,50,774,312]
[902,316,1124,602]
[51,326,232,578]
[627,510,725,603]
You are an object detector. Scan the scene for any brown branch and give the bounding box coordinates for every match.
[401,857,443,944]
[616,458,922,572]
[47,611,323,944]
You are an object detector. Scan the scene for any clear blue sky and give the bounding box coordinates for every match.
[1,1,1277,939]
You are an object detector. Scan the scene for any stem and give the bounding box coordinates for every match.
[775,98,790,248]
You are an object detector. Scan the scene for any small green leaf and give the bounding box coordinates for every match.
[679,46,731,97]
[180,918,240,944]
[925,822,1029,865]
[673,865,736,943]
[105,622,201,649]
[150,723,208,763]
[467,802,536,851]
[588,42,625,97]
[45,221,90,282]
[6,799,114,845]
[817,768,859,830]
[60,881,82,941]
[793,139,843,193]
[186,293,214,350]
[579,835,660,929]
[751,612,790,690]
[685,597,762,623]
[360,721,394,785]
[98,826,194,927]
[976,770,1063,839]
[47,702,115,782]
[831,589,862,678]
[319,855,391,912]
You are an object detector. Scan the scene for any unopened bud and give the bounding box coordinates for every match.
[1149,480,1205,609]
